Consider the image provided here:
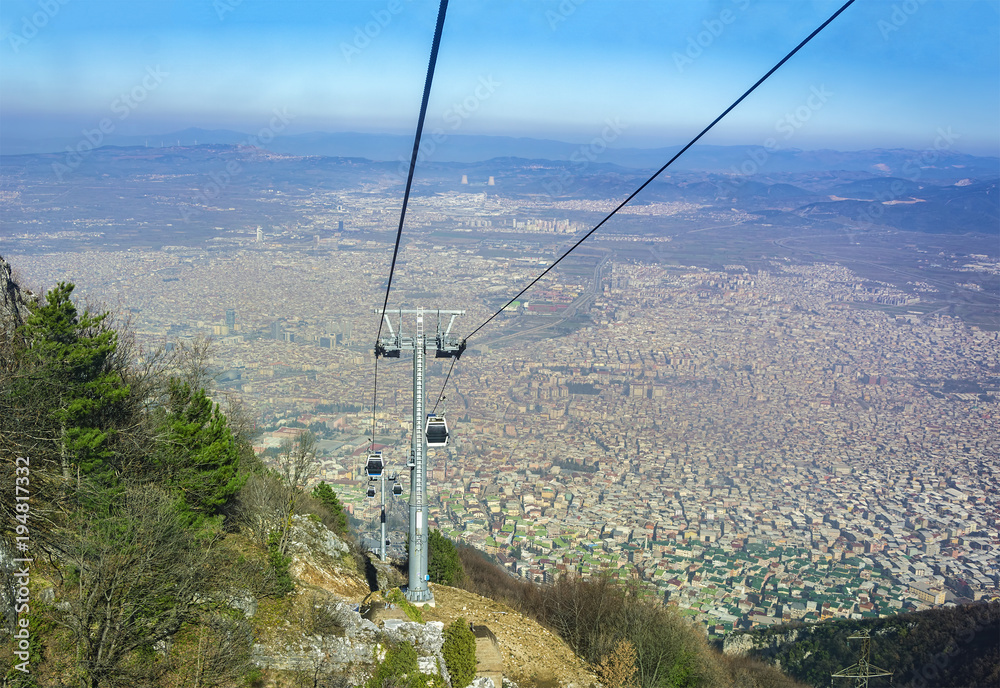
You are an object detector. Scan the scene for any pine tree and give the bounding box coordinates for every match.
[312,481,349,535]
[15,282,130,491]
[156,379,245,528]
[428,529,463,586]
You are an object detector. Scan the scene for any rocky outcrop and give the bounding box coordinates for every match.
[252,603,451,683]
[251,517,453,683]
[723,627,802,656]
[286,515,369,599]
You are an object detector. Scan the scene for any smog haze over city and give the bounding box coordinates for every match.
[2,0,999,643]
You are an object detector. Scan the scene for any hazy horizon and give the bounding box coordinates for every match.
[4,126,1000,161]
[2,0,998,156]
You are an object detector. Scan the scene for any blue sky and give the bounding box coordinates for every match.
[1,0,998,154]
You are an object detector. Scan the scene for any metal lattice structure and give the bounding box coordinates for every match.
[375,308,464,603]
[831,629,893,688]
[366,458,400,562]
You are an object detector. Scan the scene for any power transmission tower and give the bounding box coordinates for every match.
[375,308,465,603]
[831,628,892,688]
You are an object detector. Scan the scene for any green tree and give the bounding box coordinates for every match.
[155,379,245,528]
[312,481,349,535]
[442,617,477,688]
[15,282,131,490]
[428,530,463,586]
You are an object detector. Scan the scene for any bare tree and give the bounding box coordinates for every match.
[232,471,288,550]
[168,611,255,688]
[56,484,215,688]
[233,431,318,555]
[167,335,217,392]
[272,431,318,554]
[276,431,318,493]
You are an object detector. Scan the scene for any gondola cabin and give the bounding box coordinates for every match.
[365,450,385,479]
[392,482,403,496]
[366,484,376,499]
[425,414,449,448]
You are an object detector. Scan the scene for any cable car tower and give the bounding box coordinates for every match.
[364,450,402,562]
[831,629,892,688]
[375,307,465,603]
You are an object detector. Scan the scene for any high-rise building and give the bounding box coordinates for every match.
[337,220,344,231]
[256,226,263,242]
[225,309,236,330]
[270,321,280,340]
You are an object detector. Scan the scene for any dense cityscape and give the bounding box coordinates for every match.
[7,183,998,638]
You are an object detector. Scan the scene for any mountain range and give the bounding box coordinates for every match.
[3,127,998,180]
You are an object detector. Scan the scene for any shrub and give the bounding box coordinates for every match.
[442,617,477,688]
[266,530,294,596]
[364,641,417,688]
[596,639,638,688]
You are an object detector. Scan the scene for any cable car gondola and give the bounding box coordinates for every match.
[425,414,449,448]
[392,482,403,496]
[365,450,385,479]
[366,484,376,499]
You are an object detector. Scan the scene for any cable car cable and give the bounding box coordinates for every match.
[431,357,458,415]
[426,0,856,412]
[369,0,450,445]
[460,0,856,344]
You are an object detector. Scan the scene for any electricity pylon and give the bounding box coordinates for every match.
[831,628,892,688]
[375,308,465,603]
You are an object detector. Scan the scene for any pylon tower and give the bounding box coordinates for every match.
[375,308,464,603]
[831,628,892,688]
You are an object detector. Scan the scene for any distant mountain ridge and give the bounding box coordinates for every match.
[2,143,996,236]
[3,127,998,179]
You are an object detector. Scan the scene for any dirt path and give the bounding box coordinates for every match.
[422,583,598,688]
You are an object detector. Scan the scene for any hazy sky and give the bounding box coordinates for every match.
[1,0,998,154]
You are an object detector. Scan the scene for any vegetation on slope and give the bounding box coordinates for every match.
[0,274,355,687]
[430,537,807,687]
[732,601,1000,687]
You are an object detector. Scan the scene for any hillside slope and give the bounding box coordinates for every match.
[424,583,599,687]
[724,601,1000,687]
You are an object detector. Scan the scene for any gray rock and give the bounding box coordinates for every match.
[286,515,350,559]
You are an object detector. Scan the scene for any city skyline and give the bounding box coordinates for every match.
[1,0,998,155]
